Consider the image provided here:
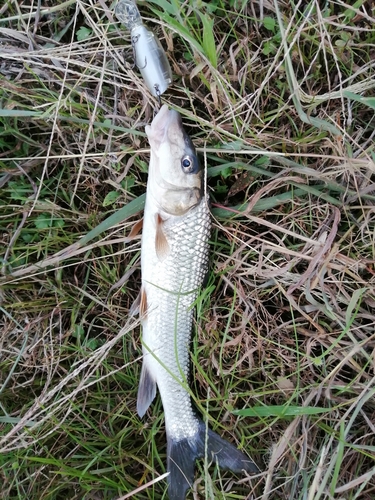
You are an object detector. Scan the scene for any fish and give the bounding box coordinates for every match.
[137,104,258,500]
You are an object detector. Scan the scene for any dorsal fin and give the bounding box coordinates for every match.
[155,213,170,261]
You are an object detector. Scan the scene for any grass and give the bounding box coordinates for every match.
[1,0,375,498]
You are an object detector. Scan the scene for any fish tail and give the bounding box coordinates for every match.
[167,420,258,500]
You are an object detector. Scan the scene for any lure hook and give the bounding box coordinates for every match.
[154,84,162,108]
[131,34,147,70]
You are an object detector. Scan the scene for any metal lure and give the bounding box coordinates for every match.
[115,0,172,98]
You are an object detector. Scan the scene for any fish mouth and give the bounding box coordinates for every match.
[146,104,182,145]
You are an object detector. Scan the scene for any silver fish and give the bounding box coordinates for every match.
[138,105,258,499]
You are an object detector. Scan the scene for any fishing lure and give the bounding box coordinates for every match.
[115,0,173,99]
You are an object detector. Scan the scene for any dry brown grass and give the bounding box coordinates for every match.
[1,0,375,498]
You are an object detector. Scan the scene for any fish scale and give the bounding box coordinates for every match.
[136,104,258,500]
[142,197,210,441]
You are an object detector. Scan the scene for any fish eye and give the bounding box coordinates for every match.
[181,155,195,173]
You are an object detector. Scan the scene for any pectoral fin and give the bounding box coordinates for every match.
[155,213,170,261]
[128,218,143,239]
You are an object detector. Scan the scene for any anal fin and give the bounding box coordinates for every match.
[137,363,157,418]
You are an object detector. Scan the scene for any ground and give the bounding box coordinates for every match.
[0,1,375,499]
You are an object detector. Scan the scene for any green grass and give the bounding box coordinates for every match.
[1,0,375,498]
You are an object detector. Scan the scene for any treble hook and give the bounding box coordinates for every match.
[154,84,162,108]
[131,34,146,70]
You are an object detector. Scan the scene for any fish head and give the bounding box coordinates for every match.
[145,105,203,216]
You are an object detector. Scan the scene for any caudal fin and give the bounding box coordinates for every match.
[167,420,259,500]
